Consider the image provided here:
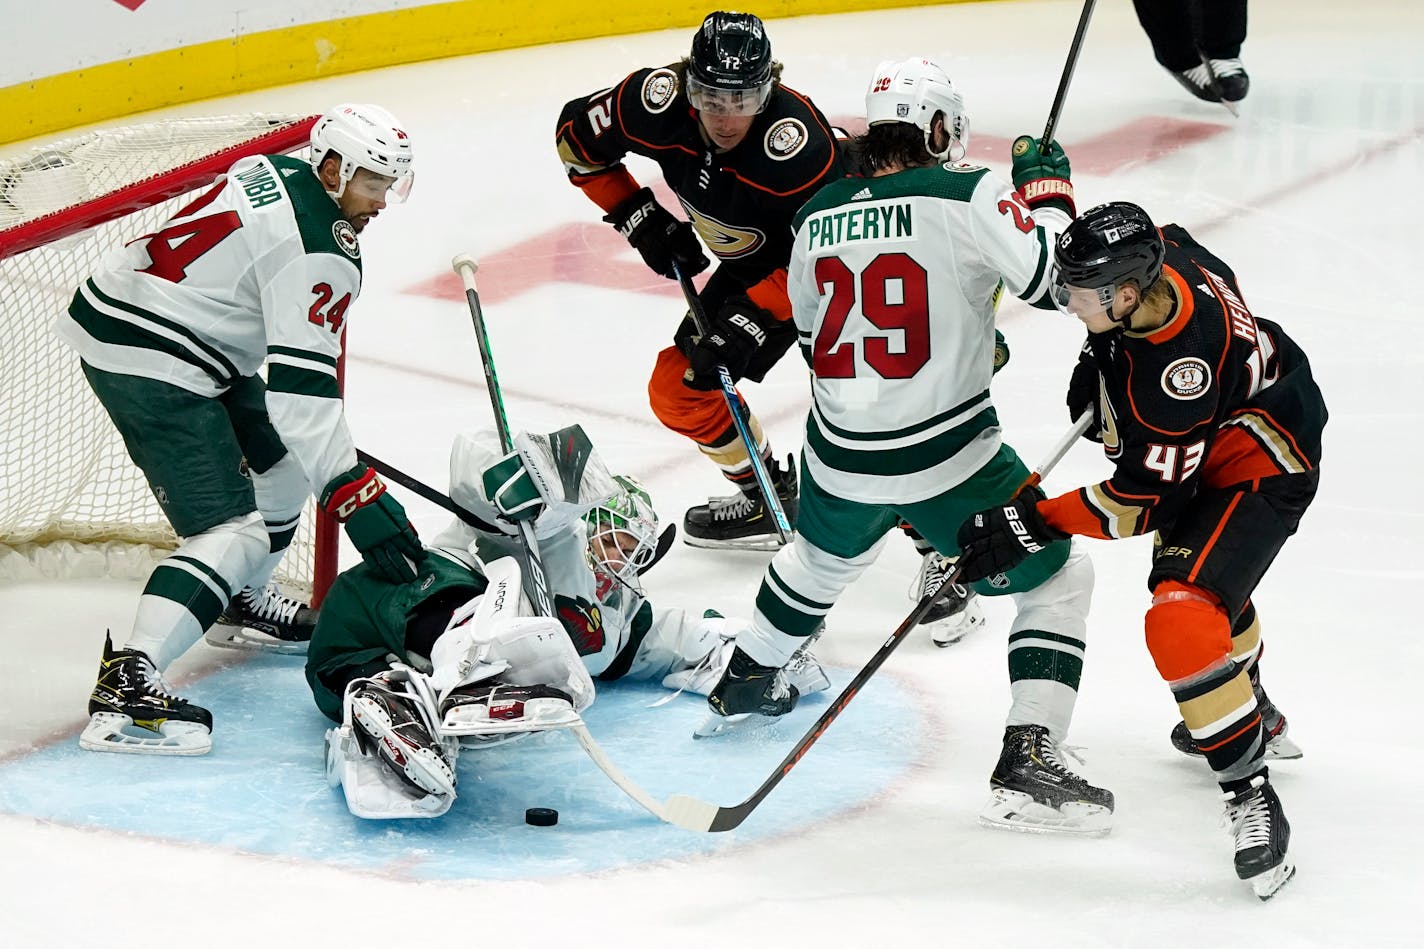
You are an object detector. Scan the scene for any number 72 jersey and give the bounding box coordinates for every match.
[56,153,364,491]
[788,162,1064,504]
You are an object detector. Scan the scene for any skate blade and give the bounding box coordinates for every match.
[204,624,308,656]
[1248,859,1296,901]
[928,608,986,647]
[978,789,1113,837]
[693,711,753,739]
[79,712,212,756]
[682,534,788,552]
[1266,734,1303,760]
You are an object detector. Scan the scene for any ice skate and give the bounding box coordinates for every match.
[1223,775,1295,900]
[351,677,457,798]
[683,454,797,551]
[205,583,316,655]
[664,635,830,700]
[80,633,213,755]
[439,681,581,742]
[979,724,1114,836]
[910,551,985,646]
[695,645,800,738]
[1170,687,1302,760]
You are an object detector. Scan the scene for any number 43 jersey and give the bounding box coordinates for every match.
[56,153,363,491]
[788,162,1064,504]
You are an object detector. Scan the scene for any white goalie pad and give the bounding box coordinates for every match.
[325,666,460,820]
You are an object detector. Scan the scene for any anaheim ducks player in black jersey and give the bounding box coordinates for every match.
[555,11,843,550]
[954,202,1327,901]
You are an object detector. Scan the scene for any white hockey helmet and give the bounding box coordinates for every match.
[865,57,969,162]
[309,103,415,201]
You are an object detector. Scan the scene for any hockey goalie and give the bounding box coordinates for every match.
[307,424,829,819]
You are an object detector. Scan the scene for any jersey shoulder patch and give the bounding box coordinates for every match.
[764,117,809,160]
[638,68,680,114]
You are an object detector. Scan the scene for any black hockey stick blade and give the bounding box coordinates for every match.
[662,412,1093,833]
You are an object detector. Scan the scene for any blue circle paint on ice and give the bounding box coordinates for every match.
[0,655,922,880]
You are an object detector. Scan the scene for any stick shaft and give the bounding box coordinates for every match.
[1040,0,1098,149]
[673,263,792,542]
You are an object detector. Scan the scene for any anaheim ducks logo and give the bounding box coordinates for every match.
[764,118,808,160]
[641,68,679,114]
[684,204,766,259]
[332,219,360,259]
[1162,357,1211,400]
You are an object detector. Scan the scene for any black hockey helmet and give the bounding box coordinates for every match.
[687,12,774,115]
[1053,201,1165,294]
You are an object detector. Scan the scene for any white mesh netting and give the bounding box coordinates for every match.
[0,114,332,592]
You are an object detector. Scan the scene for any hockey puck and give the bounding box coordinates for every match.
[525,807,558,826]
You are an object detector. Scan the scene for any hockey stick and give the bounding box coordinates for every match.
[452,254,554,618]
[1040,0,1097,149]
[450,253,675,825]
[356,448,501,533]
[662,411,1094,832]
[672,262,792,544]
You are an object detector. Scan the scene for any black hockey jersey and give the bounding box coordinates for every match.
[1041,224,1328,539]
[556,64,843,316]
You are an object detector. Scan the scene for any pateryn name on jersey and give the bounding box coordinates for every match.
[805,201,912,250]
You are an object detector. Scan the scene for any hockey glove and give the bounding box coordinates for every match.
[1066,356,1105,442]
[993,329,1010,374]
[480,450,545,523]
[321,465,426,583]
[955,488,1066,584]
[604,187,709,280]
[1010,135,1075,216]
[683,296,775,391]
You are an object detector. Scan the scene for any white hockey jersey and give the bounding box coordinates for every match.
[788,162,1068,504]
[55,153,362,496]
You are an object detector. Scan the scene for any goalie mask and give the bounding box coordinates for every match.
[585,476,659,605]
[309,103,415,202]
[865,57,969,162]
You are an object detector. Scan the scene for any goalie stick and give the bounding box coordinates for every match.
[449,253,676,825]
[672,262,792,544]
[661,412,1094,833]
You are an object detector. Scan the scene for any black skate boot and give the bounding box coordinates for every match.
[1223,775,1294,900]
[207,583,316,655]
[351,677,456,798]
[683,454,798,551]
[697,646,800,737]
[1206,57,1250,102]
[80,633,213,755]
[980,724,1114,835]
[1170,680,1302,760]
[911,551,985,646]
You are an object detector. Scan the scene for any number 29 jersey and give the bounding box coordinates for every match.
[55,153,363,494]
[788,162,1064,504]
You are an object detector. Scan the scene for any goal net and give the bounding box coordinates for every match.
[0,113,338,603]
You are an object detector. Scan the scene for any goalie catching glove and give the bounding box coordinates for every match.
[683,295,777,390]
[955,487,1066,583]
[321,464,426,583]
[1010,135,1075,217]
[604,186,709,280]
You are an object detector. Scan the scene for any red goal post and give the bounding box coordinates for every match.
[0,113,339,606]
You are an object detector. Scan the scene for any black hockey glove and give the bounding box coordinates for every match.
[683,296,775,391]
[1066,357,1104,442]
[955,488,1066,584]
[603,187,709,280]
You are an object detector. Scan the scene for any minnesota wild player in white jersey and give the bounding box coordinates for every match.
[55,103,425,756]
[703,58,1112,834]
